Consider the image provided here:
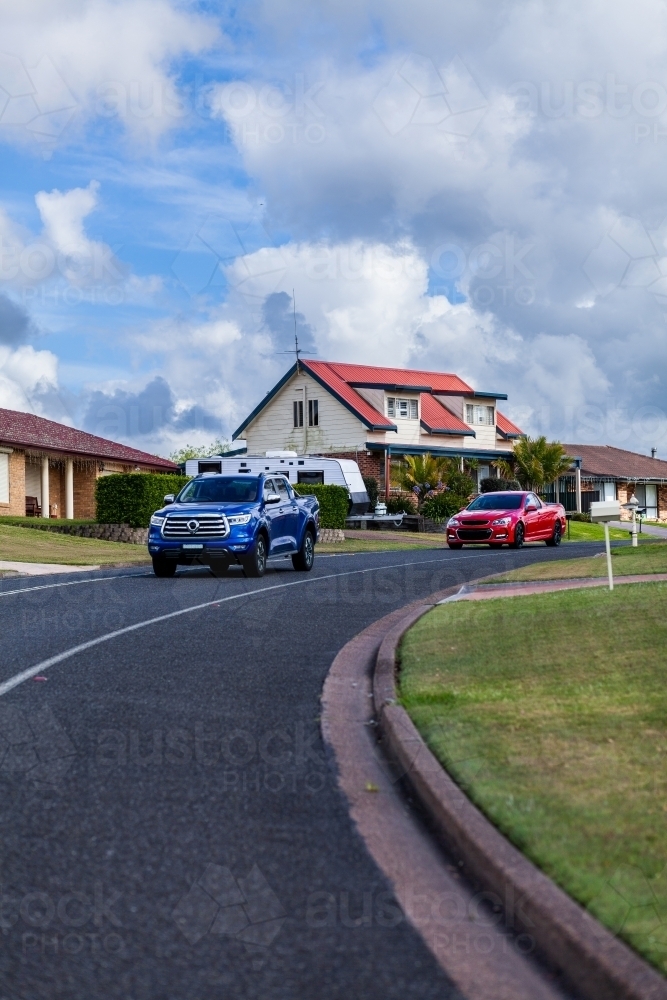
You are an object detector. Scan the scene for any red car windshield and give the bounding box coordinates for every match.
[467,493,524,511]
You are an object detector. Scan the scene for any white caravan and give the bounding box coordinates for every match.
[183,452,371,515]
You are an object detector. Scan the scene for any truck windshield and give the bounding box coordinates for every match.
[177,477,259,503]
[467,493,524,510]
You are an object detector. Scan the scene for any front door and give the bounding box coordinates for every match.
[263,478,286,553]
[524,493,543,539]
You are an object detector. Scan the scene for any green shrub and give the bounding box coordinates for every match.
[446,471,476,496]
[95,473,189,528]
[363,475,379,510]
[480,476,521,492]
[569,511,591,522]
[293,483,349,528]
[421,492,469,521]
[386,496,417,514]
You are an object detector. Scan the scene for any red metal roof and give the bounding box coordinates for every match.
[319,361,473,394]
[302,361,395,429]
[496,411,523,437]
[419,394,473,435]
[0,407,178,470]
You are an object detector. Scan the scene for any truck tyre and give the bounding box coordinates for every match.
[546,522,562,547]
[510,522,525,549]
[243,534,267,578]
[292,528,315,571]
[152,556,176,577]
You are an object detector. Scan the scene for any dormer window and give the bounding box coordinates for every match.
[387,397,418,419]
[466,403,495,425]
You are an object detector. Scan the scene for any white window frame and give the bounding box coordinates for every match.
[466,403,495,426]
[387,396,418,419]
[0,453,8,504]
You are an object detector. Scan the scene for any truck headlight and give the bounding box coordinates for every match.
[492,516,512,526]
[150,514,165,527]
[228,513,252,526]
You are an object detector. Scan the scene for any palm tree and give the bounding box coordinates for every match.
[392,454,454,509]
[511,437,573,491]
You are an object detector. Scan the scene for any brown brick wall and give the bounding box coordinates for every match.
[659,485,667,520]
[74,465,98,519]
[3,450,26,516]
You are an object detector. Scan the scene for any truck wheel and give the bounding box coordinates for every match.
[292,528,315,571]
[243,535,267,578]
[152,556,176,577]
[546,522,562,547]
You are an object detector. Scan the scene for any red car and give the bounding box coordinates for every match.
[446,491,567,549]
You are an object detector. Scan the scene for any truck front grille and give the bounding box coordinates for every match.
[162,514,229,539]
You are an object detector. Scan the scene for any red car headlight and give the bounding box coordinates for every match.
[492,516,512,526]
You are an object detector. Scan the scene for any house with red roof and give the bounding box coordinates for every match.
[0,407,177,520]
[233,361,523,493]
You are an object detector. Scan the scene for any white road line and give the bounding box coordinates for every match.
[0,572,145,599]
[0,553,476,697]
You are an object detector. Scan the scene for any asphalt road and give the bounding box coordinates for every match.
[0,541,603,1000]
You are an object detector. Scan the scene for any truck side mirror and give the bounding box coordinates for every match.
[265,494,281,505]
[163,494,175,504]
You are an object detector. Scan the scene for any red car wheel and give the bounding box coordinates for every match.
[510,522,525,549]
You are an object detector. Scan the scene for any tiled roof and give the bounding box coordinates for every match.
[302,361,396,429]
[0,407,177,470]
[496,411,523,438]
[419,394,474,435]
[319,361,473,394]
[563,443,667,480]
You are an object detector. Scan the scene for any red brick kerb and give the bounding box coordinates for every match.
[372,580,667,1000]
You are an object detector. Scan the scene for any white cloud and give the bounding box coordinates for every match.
[0,0,219,144]
[0,343,60,412]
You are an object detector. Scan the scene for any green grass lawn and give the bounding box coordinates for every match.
[484,541,667,583]
[318,532,448,554]
[565,520,630,542]
[0,524,150,565]
[400,584,667,972]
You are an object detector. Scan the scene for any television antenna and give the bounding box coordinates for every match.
[276,289,316,370]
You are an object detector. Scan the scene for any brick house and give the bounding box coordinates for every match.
[0,408,177,520]
[232,361,523,496]
[559,444,667,520]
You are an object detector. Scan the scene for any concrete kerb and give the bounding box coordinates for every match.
[373,585,667,1000]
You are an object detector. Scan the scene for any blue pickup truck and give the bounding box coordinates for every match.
[147,473,319,578]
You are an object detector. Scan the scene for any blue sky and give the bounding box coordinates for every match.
[2,0,667,456]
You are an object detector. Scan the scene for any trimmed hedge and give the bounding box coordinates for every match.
[293,483,349,529]
[96,473,189,528]
[480,476,521,492]
[362,475,379,510]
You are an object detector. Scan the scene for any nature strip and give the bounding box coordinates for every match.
[372,582,667,1000]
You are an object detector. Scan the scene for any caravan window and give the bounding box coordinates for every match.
[298,470,324,485]
[198,461,222,474]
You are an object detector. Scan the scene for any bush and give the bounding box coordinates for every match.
[569,511,591,522]
[386,496,416,514]
[421,493,469,521]
[293,483,349,528]
[480,477,521,492]
[446,471,476,496]
[363,475,379,510]
[96,473,189,528]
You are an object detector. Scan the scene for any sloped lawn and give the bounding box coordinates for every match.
[0,524,150,565]
[400,583,667,973]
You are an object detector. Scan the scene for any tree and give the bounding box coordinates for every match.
[392,454,472,510]
[510,437,573,490]
[169,439,231,464]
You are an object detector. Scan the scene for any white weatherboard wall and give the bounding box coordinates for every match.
[243,370,366,455]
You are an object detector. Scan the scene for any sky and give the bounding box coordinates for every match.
[1,0,667,457]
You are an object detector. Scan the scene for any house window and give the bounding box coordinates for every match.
[466,404,495,425]
[0,453,8,504]
[387,397,418,419]
[293,400,303,427]
[308,399,319,426]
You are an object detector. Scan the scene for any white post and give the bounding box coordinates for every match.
[631,507,638,547]
[604,522,614,591]
[65,458,74,519]
[41,457,50,518]
[575,466,582,513]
